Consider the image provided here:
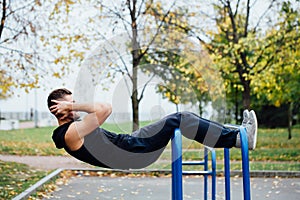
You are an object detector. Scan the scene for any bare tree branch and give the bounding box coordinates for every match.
[253,0,276,33]
[137,73,155,103]
[218,0,227,5]
[97,31,133,81]
[234,0,241,17]
[127,0,133,15]
[137,0,147,18]
[225,0,238,43]
[98,1,131,26]
[138,0,179,59]
[244,0,250,37]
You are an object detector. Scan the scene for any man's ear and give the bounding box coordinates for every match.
[55,113,64,120]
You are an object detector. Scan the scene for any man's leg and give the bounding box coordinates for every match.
[130,110,256,155]
[132,111,238,150]
[179,111,238,148]
[131,113,181,152]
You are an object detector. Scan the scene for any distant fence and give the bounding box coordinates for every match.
[0,111,56,130]
[0,111,52,121]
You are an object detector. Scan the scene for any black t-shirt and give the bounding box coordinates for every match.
[52,121,112,168]
[52,121,163,169]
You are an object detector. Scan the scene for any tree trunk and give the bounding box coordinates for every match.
[131,61,139,131]
[242,80,251,110]
[0,0,7,39]
[236,75,251,123]
[235,84,239,124]
[198,100,203,117]
[288,102,293,139]
[131,67,139,131]
[130,0,140,131]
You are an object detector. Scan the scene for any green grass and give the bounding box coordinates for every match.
[148,161,300,172]
[0,160,49,199]
[0,126,65,156]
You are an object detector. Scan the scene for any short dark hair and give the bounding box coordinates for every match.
[47,88,72,110]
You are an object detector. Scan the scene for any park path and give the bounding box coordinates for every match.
[0,154,91,170]
[1,153,295,171]
[0,154,174,171]
[1,122,92,170]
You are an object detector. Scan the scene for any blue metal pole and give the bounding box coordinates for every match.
[171,128,183,200]
[211,149,216,200]
[204,148,208,200]
[224,148,231,200]
[239,127,251,200]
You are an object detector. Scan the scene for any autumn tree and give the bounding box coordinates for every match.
[202,0,284,110]
[0,0,43,98]
[139,13,223,119]
[158,0,299,123]
[45,0,186,131]
[252,1,300,138]
[141,48,225,119]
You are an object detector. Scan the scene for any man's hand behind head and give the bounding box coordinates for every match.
[50,99,73,120]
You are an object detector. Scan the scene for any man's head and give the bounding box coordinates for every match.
[47,88,79,121]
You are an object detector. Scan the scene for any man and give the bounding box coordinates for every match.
[48,88,257,169]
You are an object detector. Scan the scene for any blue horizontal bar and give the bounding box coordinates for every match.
[182,171,213,175]
[182,161,206,165]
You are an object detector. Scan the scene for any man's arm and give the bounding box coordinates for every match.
[71,102,112,133]
[51,100,112,150]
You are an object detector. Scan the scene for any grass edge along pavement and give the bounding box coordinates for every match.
[11,168,63,200]
[0,160,50,200]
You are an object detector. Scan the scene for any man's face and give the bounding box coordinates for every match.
[62,95,80,121]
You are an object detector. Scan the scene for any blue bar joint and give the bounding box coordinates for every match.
[171,128,183,200]
[239,126,251,200]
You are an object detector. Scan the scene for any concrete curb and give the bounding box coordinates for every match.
[12,169,63,200]
[65,168,300,178]
[219,170,300,178]
[12,168,300,199]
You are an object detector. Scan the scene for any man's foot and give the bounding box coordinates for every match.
[248,110,258,150]
[236,110,258,150]
[242,109,250,126]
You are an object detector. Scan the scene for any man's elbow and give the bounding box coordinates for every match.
[94,103,112,125]
[100,103,112,117]
[106,103,112,116]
